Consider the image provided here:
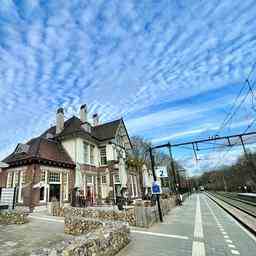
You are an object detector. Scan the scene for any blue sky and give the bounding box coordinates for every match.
[0,0,256,175]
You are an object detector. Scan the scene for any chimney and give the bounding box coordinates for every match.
[80,104,87,123]
[56,107,64,134]
[93,113,99,126]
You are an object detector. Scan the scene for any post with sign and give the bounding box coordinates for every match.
[167,143,179,194]
[149,147,163,222]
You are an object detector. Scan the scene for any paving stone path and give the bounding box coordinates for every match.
[0,194,256,256]
[117,193,256,256]
[0,214,70,256]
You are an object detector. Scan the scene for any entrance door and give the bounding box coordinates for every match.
[49,184,60,202]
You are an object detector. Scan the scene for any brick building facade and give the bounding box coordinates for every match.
[0,105,140,209]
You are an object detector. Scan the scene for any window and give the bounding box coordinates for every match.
[13,172,19,187]
[101,175,107,184]
[83,141,89,163]
[100,146,107,165]
[40,187,45,201]
[133,175,138,197]
[86,175,93,184]
[90,145,95,165]
[48,172,60,183]
[19,171,26,203]
[114,174,120,184]
[7,172,13,188]
[40,171,45,182]
[63,173,69,201]
[129,175,134,198]
[20,171,26,186]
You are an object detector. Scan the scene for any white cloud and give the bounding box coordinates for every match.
[0,0,256,162]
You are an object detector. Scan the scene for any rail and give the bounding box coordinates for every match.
[206,191,256,219]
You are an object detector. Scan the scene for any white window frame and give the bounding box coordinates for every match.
[18,170,26,203]
[100,146,107,165]
[40,170,48,203]
[114,174,121,184]
[90,144,95,165]
[83,141,89,164]
[48,171,60,184]
[129,175,135,198]
[7,172,13,188]
[101,175,107,184]
[86,174,93,185]
[133,175,138,197]
[63,172,69,201]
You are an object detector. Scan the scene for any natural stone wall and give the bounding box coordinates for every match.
[52,196,177,228]
[31,221,130,256]
[63,206,136,226]
[64,216,104,235]
[134,197,176,228]
[0,210,29,225]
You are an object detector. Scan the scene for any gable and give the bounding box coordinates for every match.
[115,120,132,151]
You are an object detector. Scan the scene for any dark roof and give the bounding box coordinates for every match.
[92,119,122,141]
[3,137,74,165]
[3,116,130,165]
[42,116,122,143]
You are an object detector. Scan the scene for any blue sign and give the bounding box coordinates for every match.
[152,181,161,194]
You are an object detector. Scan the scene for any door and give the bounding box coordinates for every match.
[49,184,60,202]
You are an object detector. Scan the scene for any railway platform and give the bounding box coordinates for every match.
[118,193,256,256]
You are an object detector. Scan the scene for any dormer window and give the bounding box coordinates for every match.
[46,133,54,140]
[15,143,30,154]
[82,122,91,133]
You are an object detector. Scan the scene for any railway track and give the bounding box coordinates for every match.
[206,191,256,218]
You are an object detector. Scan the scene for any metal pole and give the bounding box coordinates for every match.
[149,147,163,222]
[239,135,248,157]
[177,170,181,193]
[167,167,172,194]
[167,143,179,194]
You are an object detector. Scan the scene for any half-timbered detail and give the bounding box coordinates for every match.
[0,105,140,209]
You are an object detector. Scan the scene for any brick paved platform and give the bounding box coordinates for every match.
[117,193,256,256]
[0,194,255,255]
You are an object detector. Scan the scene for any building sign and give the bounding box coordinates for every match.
[152,181,162,194]
[0,188,16,209]
[156,166,168,178]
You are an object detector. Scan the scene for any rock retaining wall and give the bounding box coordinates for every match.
[52,196,177,228]
[134,197,176,228]
[63,206,136,226]
[0,210,29,225]
[64,216,104,235]
[32,221,130,256]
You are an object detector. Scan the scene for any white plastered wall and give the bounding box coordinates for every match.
[62,137,100,188]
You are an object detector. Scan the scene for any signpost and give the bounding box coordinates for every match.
[152,181,162,194]
[149,147,163,222]
[156,166,168,178]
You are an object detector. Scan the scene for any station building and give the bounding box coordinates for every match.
[0,105,140,209]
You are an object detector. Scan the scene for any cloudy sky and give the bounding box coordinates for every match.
[0,0,256,174]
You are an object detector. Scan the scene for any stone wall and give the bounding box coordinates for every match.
[52,196,177,228]
[0,210,28,225]
[62,206,136,226]
[134,197,176,228]
[64,216,104,235]
[32,221,130,256]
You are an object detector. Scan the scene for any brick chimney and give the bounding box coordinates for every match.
[56,107,64,134]
[93,113,99,126]
[80,104,87,123]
